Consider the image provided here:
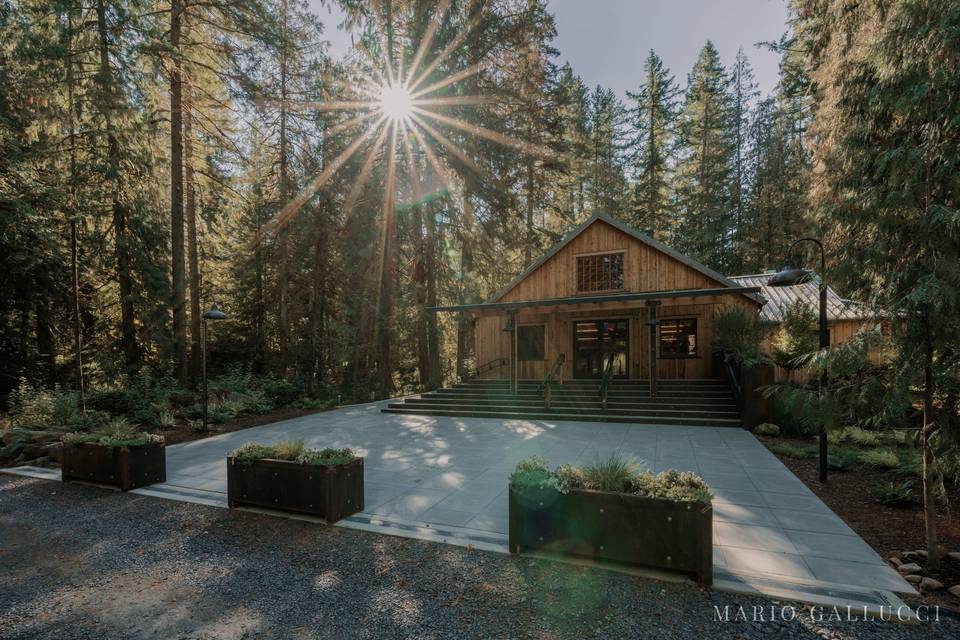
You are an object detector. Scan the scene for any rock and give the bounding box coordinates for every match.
[897,562,922,574]
[948,585,960,599]
[915,549,928,559]
[905,574,923,584]
[754,423,780,436]
[902,550,918,560]
[946,552,960,562]
[920,577,943,591]
[888,556,903,567]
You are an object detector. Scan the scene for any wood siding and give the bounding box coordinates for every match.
[472,218,761,380]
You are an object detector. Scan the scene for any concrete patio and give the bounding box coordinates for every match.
[5,400,913,610]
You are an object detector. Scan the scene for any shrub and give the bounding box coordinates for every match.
[712,306,770,366]
[773,301,818,370]
[7,379,86,430]
[858,448,900,469]
[869,480,915,506]
[769,443,817,459]
[230,440,356,466]
[62,422,162,448]
[510,456,711,503]
[827,449,859,471]
[844,427,882,447]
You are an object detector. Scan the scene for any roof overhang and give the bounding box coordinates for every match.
[429,286,764,314]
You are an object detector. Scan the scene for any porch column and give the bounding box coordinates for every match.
[646,301,660,398]
[508,310,518,393]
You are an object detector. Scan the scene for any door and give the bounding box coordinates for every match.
[572,319,629,379]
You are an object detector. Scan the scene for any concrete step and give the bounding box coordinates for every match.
[437,389,736,401]
[390,400,739,420]
[381,406,741,427]
[408,397,737,412]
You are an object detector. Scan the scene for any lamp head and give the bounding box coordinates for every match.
[768,265,813,288]
[202,302,227,320]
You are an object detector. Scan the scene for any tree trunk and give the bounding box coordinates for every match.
[425,203,441,388]
[376,124,398,398]
[922,328,941,570]
[185,102,202,384]
[35,290,55,383]
[66,8,85,410]
[277,1,291,377]
[456,188,474,381]
[170,0,188,385]
[95,0,139,374]
[413,206,430,388]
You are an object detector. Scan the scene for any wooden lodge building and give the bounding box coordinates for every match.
[384,212,770,427]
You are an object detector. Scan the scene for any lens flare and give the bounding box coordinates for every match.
[378,84,413,122]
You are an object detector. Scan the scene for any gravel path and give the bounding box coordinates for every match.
[0,476,955,640]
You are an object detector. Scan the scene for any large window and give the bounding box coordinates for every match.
[517,325,545,361]
[659,318,698,358]
[576,252,625,293]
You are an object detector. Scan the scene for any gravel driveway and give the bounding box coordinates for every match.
[0,476,954,640]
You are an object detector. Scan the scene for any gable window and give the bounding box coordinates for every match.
[576,252,625,293]
[517,325,546,361]
[659,318,698,358]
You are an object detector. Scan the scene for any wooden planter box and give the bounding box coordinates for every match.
[509,485,713,584]
[61,441,166,491]
[227,456,364,524]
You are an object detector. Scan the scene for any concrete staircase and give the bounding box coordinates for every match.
[382,378,740,427]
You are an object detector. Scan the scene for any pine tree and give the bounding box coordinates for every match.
[626,50,677,239]
[673,41,736,270]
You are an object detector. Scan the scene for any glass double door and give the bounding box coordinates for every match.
[572,319,629,379]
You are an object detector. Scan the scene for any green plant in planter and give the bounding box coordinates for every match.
[62,422,163,448]
[769,443,817,459]
[711,306,771,366]
[230,440,356,466]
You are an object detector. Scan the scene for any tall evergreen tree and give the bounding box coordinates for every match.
[672,41,736,270]
[626,50,677,239]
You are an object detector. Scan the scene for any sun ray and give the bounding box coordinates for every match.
[369,0,397,86]
[410,61,485,100]
[411,106,552,157]
[407,119,456,193]
[373,121,400,334]
[411,94,499,108]
[342,123,392,218]
[406,8,485,94]
[404,0,452,88]
[261,115,388,238]
[325,111,379,138]
[399,121,425,205]
[408,111,488,180]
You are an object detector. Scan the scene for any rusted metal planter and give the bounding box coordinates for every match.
[61,441,166,491]
[508,485,713,584]
[227,456,364,524]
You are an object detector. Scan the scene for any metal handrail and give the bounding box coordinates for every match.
[719,350,743,406]
[598,354,616,411]
[466,357,508,381]
[538,353,566,409]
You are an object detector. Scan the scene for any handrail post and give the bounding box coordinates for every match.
[544,383,551,410]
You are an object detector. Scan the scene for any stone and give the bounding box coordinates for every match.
[915,550,929,559]
[42,443,62,463]
[902,551,918,560]
[920,577,944,591]
[4,428,62,445]
[897,562,922,574]
[948,585,960,600]
[888,556,903,567]
[754,423,780,436]
[946,552,960,562]
[905,575,923,584]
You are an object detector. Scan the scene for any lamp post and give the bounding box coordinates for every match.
[201,302,227,432]
[768,238,829,483]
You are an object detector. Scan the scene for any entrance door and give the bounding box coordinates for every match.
[572,319,629,379]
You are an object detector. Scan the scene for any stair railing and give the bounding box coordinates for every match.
[465,357,508,381]
[537,353,566,409]
[718,349,743,408]
[598,354,615,411]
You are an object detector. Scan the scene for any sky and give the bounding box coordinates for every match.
[309,0,791,98]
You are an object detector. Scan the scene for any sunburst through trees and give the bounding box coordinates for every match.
[261,0,550,239]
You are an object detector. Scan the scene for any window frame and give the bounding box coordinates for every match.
[575,250,627,294]
[517,324,546,362]
[658,317,699,359]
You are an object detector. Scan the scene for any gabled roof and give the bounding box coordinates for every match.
[490,211,765,305]
[730,273,872,322]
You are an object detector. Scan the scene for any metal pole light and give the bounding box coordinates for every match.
[201,302,227,432]
[768,238,829,483]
